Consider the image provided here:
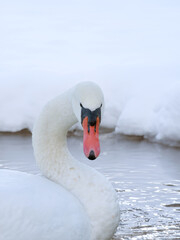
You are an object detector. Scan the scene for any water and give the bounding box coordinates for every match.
[0,131,180,239]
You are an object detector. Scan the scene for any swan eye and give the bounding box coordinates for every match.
[80,103,83,108]
[100,104,102,108]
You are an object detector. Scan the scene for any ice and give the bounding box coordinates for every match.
[0,1,180,146]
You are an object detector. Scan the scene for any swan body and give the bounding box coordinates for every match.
[0,82,119,240]
[0,170,90,240]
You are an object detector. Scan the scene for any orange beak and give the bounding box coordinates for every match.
[82,116,100,160]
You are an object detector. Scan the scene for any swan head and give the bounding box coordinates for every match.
[72,82,104,160]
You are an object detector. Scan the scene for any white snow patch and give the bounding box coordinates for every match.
[0,1,180,146]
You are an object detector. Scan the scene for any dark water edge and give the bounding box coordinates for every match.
[0,131,180,240]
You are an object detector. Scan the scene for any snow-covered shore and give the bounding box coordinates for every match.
[0,1,180,146]
[1,78,180,146]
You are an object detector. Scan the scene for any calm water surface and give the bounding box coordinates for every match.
[0,132,180,240]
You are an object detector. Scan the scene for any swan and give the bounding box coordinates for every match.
[0,82,119,240]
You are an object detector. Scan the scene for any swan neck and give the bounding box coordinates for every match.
[32,89,77,175]
[32,87,119,240]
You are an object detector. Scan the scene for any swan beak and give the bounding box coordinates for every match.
[82,116,100,160]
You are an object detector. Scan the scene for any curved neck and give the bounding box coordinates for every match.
[33,89,77,175]
[32,88,119,240]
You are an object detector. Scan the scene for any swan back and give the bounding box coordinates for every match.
[0,170,91,240]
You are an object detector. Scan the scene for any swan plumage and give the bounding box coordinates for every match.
[0,170,90,240]
[0,82,119,240]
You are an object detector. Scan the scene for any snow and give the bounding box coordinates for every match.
[116,82,180,145]
[0,1,180,146]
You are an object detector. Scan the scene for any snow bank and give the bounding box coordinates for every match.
[116,82,180,145]
[1,78,180,146]
[0,1,180,146]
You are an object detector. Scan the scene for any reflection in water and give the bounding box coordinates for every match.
[0,132,180,239]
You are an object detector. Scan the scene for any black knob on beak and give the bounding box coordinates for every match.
[88,150,96,160]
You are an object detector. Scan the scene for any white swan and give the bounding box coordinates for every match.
[0,82,119,240]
